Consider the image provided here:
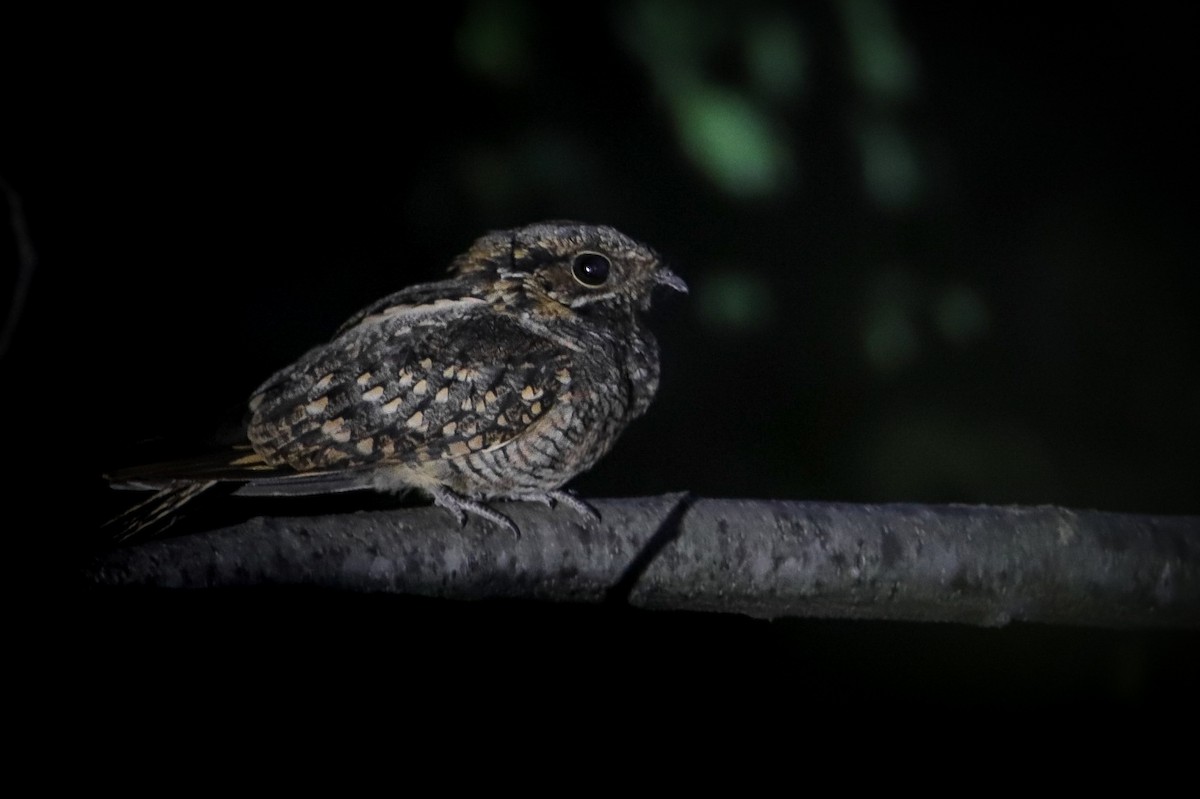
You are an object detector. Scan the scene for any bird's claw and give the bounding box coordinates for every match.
[430,486,521,537]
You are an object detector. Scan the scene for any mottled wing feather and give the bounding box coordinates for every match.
[332,277,483,336]
[247,309,571,474]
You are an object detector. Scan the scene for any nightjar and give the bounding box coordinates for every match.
[107,221,686,537]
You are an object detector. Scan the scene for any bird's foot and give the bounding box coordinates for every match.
[522,489,602,527]
[428,487,600,536]
[429,486,520,537]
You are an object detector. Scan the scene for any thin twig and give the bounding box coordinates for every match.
[0,175,37,358]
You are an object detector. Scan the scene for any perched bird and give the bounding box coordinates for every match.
[106,221,686,538]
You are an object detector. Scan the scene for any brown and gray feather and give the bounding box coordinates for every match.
[106,221,685,537]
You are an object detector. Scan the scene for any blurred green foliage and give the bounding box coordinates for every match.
[621,1,797,197]
[696,270,774,331]
[457,0,533,82]
[839,0,917,99]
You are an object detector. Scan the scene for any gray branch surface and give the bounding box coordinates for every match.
[86,496,1200,629]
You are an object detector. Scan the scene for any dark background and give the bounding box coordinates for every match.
[5,2,1195,708]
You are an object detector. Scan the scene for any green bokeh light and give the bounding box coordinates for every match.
[934,286,990,347]
[697,270,774,330]
[744,15,807,100]
[858,121,921,209]
[673,88,791,197]
[621,0,796,197]
[839,0,918,99]
[863,268,919,372]
[456,0,532,83]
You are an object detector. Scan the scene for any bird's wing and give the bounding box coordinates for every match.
[104,281,505,493]
[104,294,586,540]
[331,276,488,336]
[246,307,579,475]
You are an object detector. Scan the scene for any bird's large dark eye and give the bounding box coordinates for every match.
[571,252,611,287]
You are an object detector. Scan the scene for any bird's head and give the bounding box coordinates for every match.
[452,221,687,312]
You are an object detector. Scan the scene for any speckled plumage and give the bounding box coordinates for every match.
[107,221,685,537]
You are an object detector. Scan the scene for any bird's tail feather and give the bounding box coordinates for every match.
[102,480,218,542]
[103,446,375,542]
[102,446,268,541]
[105,445,277,485]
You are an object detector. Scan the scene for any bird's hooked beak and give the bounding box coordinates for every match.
[655,267,688,294]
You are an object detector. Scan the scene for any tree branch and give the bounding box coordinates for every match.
[84,496,1200,629]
